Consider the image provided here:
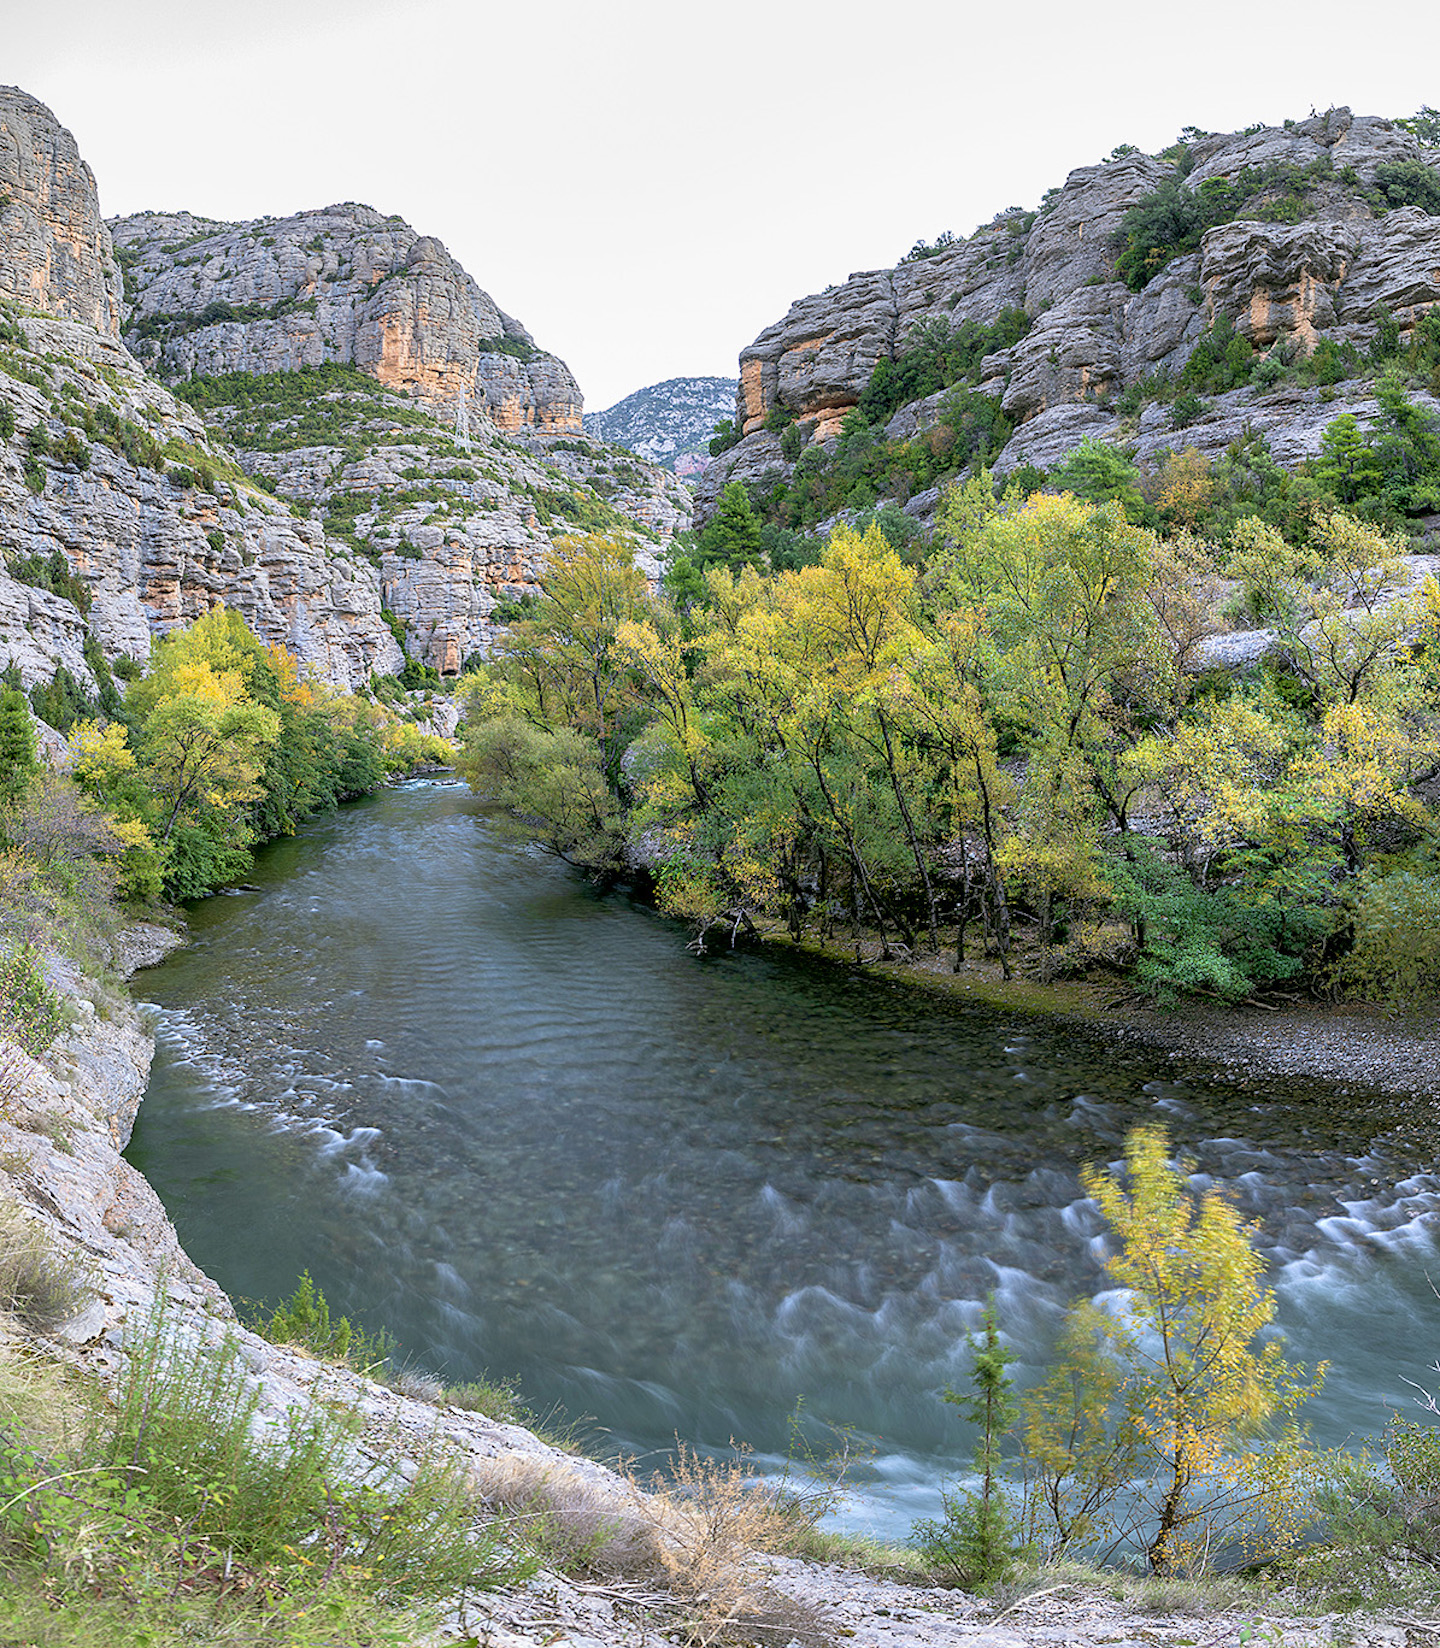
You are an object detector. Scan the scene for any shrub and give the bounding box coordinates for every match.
[258,1269,394,1370]
[1295,1419,1440,1604]
[0,946,64,1058]
[441,1373,526,1423]
[857,309,1031,426]
[1170,391,1210,429]
[1370,159,1440,215]
[6,549,91,615]
[1331,859,1440,1004]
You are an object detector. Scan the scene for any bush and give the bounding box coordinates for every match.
[1295,1419,1440,1604]
[1170,391,1210,429]
[1370,159,1440,215]
[0,947,64,1058]
[258,1270,394,1371]
[857,309,1031,426]
[6,549,91,616]
[1331,859,1440,1004]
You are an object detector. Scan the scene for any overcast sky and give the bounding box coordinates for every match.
[7,0,1436,411]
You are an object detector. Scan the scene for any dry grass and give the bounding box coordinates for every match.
[469,1450,665,1578]
[469,1442,835,1645]
[0,1199,92,1334]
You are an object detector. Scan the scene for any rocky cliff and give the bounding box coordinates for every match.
[700,108,1440,519]
[0,86,688,703]
[584,375,739,475]
[0,302,402,693]
[109,208,691,673]
[111,205,583,435]
[0,86,122,337]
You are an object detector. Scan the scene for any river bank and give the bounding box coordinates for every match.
[764,929,1440,1103]
[0,898,1425,1646]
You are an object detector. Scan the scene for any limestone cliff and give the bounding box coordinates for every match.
[0,85,688,701]
[0,86,122,337]
[110,205,582,434]
[700,108,1440,520]
[0,309,402,691]
[109,208,690,673]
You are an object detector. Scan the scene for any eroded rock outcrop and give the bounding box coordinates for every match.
[1,86,684,698]
[0,312,402,689]
[702,108,1440,522]
[110,205,582,433]
[0,87,122,336]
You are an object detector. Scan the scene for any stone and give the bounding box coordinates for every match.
[110,203,583,434]
[0,86,122,335]
[699,109,1440,524]
[0,313,404,691]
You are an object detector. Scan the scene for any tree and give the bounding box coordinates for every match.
[912,1301,1024,1589]
[1049,438,1149,522]
[1028,1127,1319,1573]
[0,688,39,807]
[455,715,619,866]
[495,532,648,776]
[696,482,762,572]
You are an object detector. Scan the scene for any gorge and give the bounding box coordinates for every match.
[126,780,1440,1538]
[6,77,1440,1645]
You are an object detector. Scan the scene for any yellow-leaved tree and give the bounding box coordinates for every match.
[1023,1127,1320,1573]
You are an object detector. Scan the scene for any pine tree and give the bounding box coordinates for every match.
[911,1299,1022,1588]
[696,481,762,571]
[0,686,39,806]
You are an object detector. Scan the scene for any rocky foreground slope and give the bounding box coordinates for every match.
[0,85,686,694]
[700,107,1440,520]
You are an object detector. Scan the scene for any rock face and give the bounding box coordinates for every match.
[702,108,1440,520]
[585,376,740,474]
[0,87,122,336]
[0,86,687,707]
[107,204,690,673]
[0,313,403,689]
[110,205,583,433]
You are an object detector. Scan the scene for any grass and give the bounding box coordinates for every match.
[0,1201,92,1333]
[0,1300,539,1646]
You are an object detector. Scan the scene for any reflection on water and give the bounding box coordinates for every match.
[127,780,1440,1535]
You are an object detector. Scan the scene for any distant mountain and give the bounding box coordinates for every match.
[585,376,738,476]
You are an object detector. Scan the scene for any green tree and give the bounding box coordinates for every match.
[1048,438,1149,523]
[696,481,763,572]
[0,687,39,806]
[912,1300,1024,1588]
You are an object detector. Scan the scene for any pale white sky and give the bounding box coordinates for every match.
[7,0,1436,410]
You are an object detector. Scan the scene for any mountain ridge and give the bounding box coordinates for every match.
[698,106,1440,531]
[584,375,738,475]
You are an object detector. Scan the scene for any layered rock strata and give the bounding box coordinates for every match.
[110,205,583,433]
[0,86,122,336]
[0,311,402,689]
[701,108,1440,520]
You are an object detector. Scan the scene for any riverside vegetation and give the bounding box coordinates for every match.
[455,429,1440,1009]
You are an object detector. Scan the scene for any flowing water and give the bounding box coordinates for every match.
[126,779,1440,1536]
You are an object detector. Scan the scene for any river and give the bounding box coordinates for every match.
[125,779,1440,1537]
